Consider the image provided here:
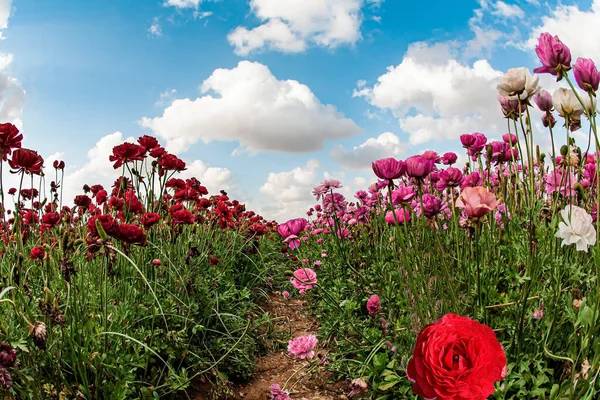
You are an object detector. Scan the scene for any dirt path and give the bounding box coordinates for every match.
[190,293,349,400]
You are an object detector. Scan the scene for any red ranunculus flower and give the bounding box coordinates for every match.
[87,214,119,238]
[74,195,92,209]
[407,314,506,400]
[158,154,186,174]
[30,245,45,260]
[142,212,160,229]
[0,123,23,161]
[171,208,195,225]
[109,143,146,169]
[95,189,108,205]
[137,135,159,151]
[9,148,44,175]
[115,223,147,245]
[41,211,61,227]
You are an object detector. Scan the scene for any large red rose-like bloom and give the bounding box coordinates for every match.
[142,212,160,229]
[407,314,507,400]
[171,208,195,225]
[137,135,159,152]
[9,148,44,175]
[115,223,147,245]
[0,123,23,161]
[109,143,146,169]
[158,154,186,175]
[41,211,61,227]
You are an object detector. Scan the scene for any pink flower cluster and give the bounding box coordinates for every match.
[288,334,318,359]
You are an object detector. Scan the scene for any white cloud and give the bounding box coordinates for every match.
[491,1,524,19]
[0,0,13,39]
[330,132,407,170]
[141,61,362,154]
[163,0,201,9]
[155,88,177,107]
[148,18,163,37]
[227,0,365,55]
[258,159,320,220]
[354,41,504,146]
[0,52,26,123]
[179,159,233,193]
[526,0,600,62]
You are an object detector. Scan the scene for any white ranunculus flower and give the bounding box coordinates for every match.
[552,88,584,119]
[582,94,597,116]
[497,67,539,100]
[555,205,597,252]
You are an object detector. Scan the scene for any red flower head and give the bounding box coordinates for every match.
[109,143,146,169]
[95,189,108,205]
[0,123,23,161]
[407,314,507,400]
[115,223,147,245]
[142,212,160,229]
[22,210,39,225]
[87,214,119,238]
[124,190,144,214]
[41,211,61,227]
[149,146,166,158]
[108,196,124,210]
[9,148,44,175]
[158,154,186,176]
[137,135,159,152]
[30,245,45,260]
[74,195,92,209]
[172,208,195,225]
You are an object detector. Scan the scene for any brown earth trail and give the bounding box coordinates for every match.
[189,293,349,400]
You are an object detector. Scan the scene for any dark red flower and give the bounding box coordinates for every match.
[7,188,16,195]
[41,211,61,227]
[9,148,44,175]
[96,189,108,205]
[115,224,147,245]
[53,160,65,170]
[74,195,92,209]
[0,342,17,368]
[142,212,161,229]
[158,154,186,174]
[87,214,119,238]
[109,143,146,169]
[22,210,39,225]
[138,135,159,151]
[124,190,143,214]
[108,196,125,210]
[90,185,104,195]
[149,146,166,158]
[172,208,195,225]
[209,257,220,266]
[30,245,45,260]
[20,188,39,201]
[0,123,23,161]
[407,314,506,400]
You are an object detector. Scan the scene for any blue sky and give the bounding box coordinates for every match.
[0,0,598,219]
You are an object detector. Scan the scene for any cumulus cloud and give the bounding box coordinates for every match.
[354,41,504,146]
[525,0,600,61]
[258,159,320,220]
[0,0,13,39]
[329,132,407,170]
[227,0,371,55]
[179,159,233,193]
[163,0,201,9]
[141,61,362,154]
[491,1,524,19]
[0,54,25,123]
[148,18,163,37]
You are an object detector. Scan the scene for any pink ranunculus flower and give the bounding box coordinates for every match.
[442,152,458,165]
[392,186,416,205]
[270,384,292,400]
[288,334,318,359]
[385,209,411,225]
[573,57,600,93]
[372,157,406,180]
[405,155,434,179]
[534,89,554,112]
[290,268,317,294]
[456,186,501,219]
[436,167,464,190]
[533,32,572,79]
[366,295,381,315]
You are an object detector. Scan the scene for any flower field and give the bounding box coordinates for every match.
[1,31,600,399]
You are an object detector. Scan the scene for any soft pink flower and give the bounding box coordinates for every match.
[270,384,292,400]
[385,209,411,225]
[288,335,318,359]
[372,158,406,180]
[574,57,600,93]
[534,90,554,112]
[405,155,434,179]
[367,295,381,315]
[498,95,526,120]
[533,33,572,78]
[456,186,501,219]
[312,179,342,200]
[290,268,317,294]
[282,291,290,299]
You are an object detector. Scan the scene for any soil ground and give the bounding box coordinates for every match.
[188,293,349,400]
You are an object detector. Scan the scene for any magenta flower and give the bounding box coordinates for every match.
[419,194,443,218]
[270,384,292,400]
[436,167,464,190]
[372,157,406,180]
[442,152,458,165]
[392,186,416,205]
[533,33,572,79]
[288,334,318,359]
[312,179,342,200]
[323,192,347,213]
[502,133,518,146]
[405,155,434,179]
[498,95,526,119]
[367,295,381,315]
[574,57,600,93]
[385,209,411,225]
[534,90,554,112]
[290,268,317,294]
